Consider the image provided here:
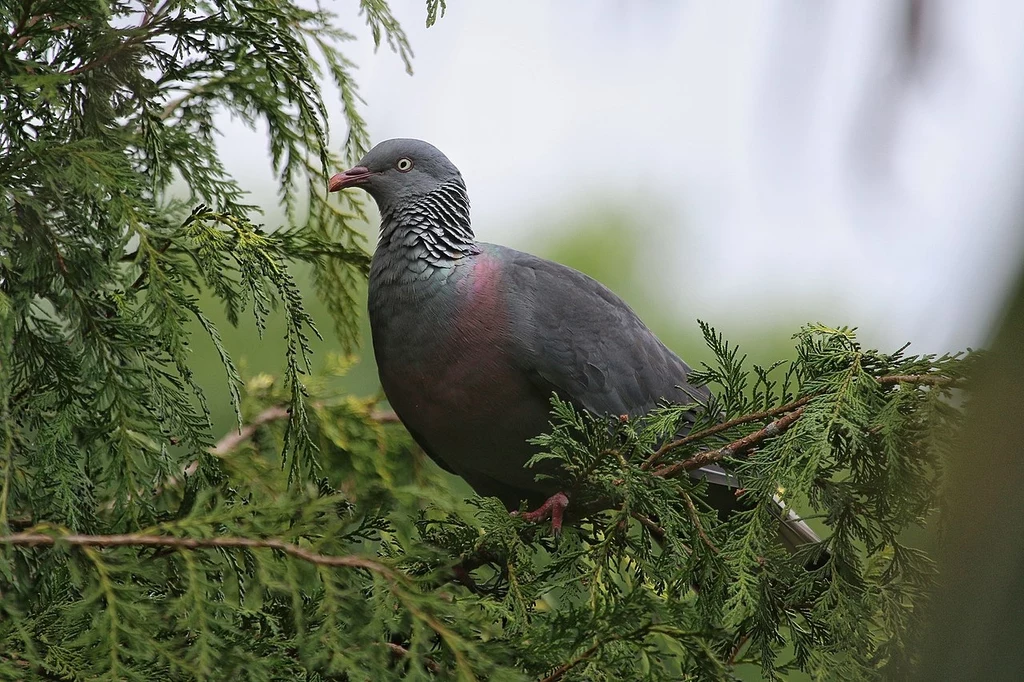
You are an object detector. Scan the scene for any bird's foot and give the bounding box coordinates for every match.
[516,492,569,535]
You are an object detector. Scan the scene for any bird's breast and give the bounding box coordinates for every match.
[370,255,511,411]
[368,253,552,491]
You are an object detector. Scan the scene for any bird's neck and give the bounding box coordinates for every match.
[378,179,478,268]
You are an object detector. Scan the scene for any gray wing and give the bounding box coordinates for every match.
[494,245,824,562]
[500,246,707,414]
[495,245,735,488]
[498,246,826,558]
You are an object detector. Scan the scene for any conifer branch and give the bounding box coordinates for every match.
[642,371,957,473]
[209,405,291,456]
[370,408,401,423]
[629,511,665,539]
[386,642,441,674]
[0,532,397,576]
[9,13,43,49]
[640,395,813,471]
[61,0,174,75]
[652,407,807,480]
[158,78,225,120]
[0,404,12,528]
[538,634,624,682]
[681,492,721,554]
[127,238,173,291]
[877,373,954,385]
[727,633,751,667]
[538,624,679,682]
[65,28,161,75]
[161,403,398,484]
[208,403,400,458]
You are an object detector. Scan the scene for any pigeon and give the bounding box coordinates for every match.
[329,138,820,554]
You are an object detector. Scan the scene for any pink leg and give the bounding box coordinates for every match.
[518,492,570,534]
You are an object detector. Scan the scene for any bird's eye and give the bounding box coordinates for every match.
[396,158,413,172]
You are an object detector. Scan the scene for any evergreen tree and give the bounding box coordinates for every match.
[1,2,972,679]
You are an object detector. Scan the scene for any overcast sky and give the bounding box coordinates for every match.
[222,1,1024,353]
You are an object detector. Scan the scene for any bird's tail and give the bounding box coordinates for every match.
[693,465,829,568]
[771,493,829,569]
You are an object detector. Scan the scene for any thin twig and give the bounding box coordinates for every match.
[0,398,13,528]
[629,511,665,541]
[877,373,955,386]
[0,531,395,575]
[168,403,396,481]
[210,404,398,457]
[539,641,605,682]
[369,409,400,423]
[448,372,959,594]
[66,30,155,75]
[154,405,292,492]
[681,493,720,554]
[11,16,82,49]
[0,529,474,675]
[727,632,751,667]
[62,0,174,75]
[210,405,290,456]
[11,14,42,49]
[386,642,441,674]
[158,77,228,120]
[539,625,653,682]
[0,533,484,666]
[127,238,174,291]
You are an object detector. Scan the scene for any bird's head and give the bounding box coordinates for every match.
[328,138,464,213]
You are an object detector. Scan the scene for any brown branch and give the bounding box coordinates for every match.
[159,93,194,121]
[210,405,290,456]
[641,395,813,471]
[539,640,605,682]
[63,0,173,76]
[153,405,291,488]
[727,632,751,667]
[0,530,474,674]
[877,373,955,386]
[629,511,665,541]
[653,406,807,480]
[681,493,720,554]
[450,371,961,596]
[386,642,441,674]
[643,372,957,472]
[158,403,399,489]
[158,403,393,487]
[65,30,155,75]
[10,14,42,49]
[0,531,396,575]
[158,77,228,120]
[643,372,955,475]
[210,404,398,458]
[369,409,400,423]
[153,405,291,493]
[13,20,80,50]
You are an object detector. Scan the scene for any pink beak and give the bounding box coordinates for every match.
[328,166,375,192]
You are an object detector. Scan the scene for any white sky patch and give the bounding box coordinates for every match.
[216,0,1024,352]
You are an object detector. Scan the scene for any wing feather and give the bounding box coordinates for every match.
[497,245,709,418]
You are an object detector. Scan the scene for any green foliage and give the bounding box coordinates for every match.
[0,0,385,529]
[514,323,967,680]
[0,3,972,680]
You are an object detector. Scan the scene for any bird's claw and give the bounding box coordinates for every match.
[516,491,569,535]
